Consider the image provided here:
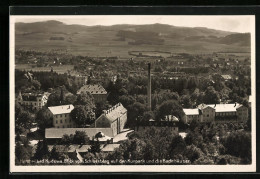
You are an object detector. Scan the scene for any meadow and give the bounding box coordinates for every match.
[15,64,74,74]
[15,30,251,58]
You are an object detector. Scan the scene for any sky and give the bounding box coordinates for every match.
[13,15,253,33]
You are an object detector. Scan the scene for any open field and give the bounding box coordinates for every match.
[15,64,74,74]
[15,21,251,58]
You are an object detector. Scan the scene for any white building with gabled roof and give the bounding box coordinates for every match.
[183,109,200,123]
[48,104,75,128]
[184,103,248,123]
[94,103,127,136]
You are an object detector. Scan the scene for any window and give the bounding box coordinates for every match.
[65,114,67,117]
[56,120,58,124]
[60,114,62,118]
[60,120,62,123]
[207,114,209,117]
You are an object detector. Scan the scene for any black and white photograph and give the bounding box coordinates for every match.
[9,15,256,172]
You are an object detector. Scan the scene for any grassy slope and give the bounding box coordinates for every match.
[15,21,251,57]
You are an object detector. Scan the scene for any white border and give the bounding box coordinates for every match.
[9,15,256,173]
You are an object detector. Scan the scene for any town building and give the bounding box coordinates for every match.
[221,74,232,81]
[69,74,87,87]
[183,109,201,123]
[183,103,248,123]
[45,143,121,159]
[48,104,75,128]
[136,115,179,133]
[16,91,49,110]
[95,103,127,136]
[77,84,107,103]
[45,127,115,144]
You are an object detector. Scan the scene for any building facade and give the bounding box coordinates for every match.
[77,84,107,103]
[183,109,200,123]
[95,103,127,136]
[70,75,87,87]
[48,104,75,128]
[183,103,248,123]
[16,91,49,110]
[145,115,179,132]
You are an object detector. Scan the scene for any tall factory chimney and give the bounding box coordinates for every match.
[147,63,152,110]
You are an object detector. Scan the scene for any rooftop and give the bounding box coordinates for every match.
[101,144,120,152]
[99,103,127,123]
[48,144,119,153]
[77,84,107,95]
[45,127,114,139]
[48,145,92,153]
[207,103,243,112]
[183,109,200,115]
[48,104,74,115]
[221,75,232,80]
[163,115,179,122]
[20,92,46,101]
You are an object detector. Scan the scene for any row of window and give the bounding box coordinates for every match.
[216,112,236,116]
[56,119,72,124]
[24,102,42,106]
[55,114,68,118]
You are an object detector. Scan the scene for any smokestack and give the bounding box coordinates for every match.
[147,63,152,110]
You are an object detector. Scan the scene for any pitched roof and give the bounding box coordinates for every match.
[197,104,214,110]
[97,103,127,123]
[45,127,114,139]
[183,109,200,115]
[77,84,107,95]
[93,131,112,142]
[164,115,179,122]
[48,104,74,115]
[93,135,112,142]
[101,144,120,152]
[207,103,242,112]
[48,145,91,153]
[221,75,232,80]
[21,92,45,101]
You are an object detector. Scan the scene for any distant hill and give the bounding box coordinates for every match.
[15,20,251,56]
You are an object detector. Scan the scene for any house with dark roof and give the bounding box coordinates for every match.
[69,74,87,87]
[16,91,49,110]
[94,103,127,136]
[77,84,107,103]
